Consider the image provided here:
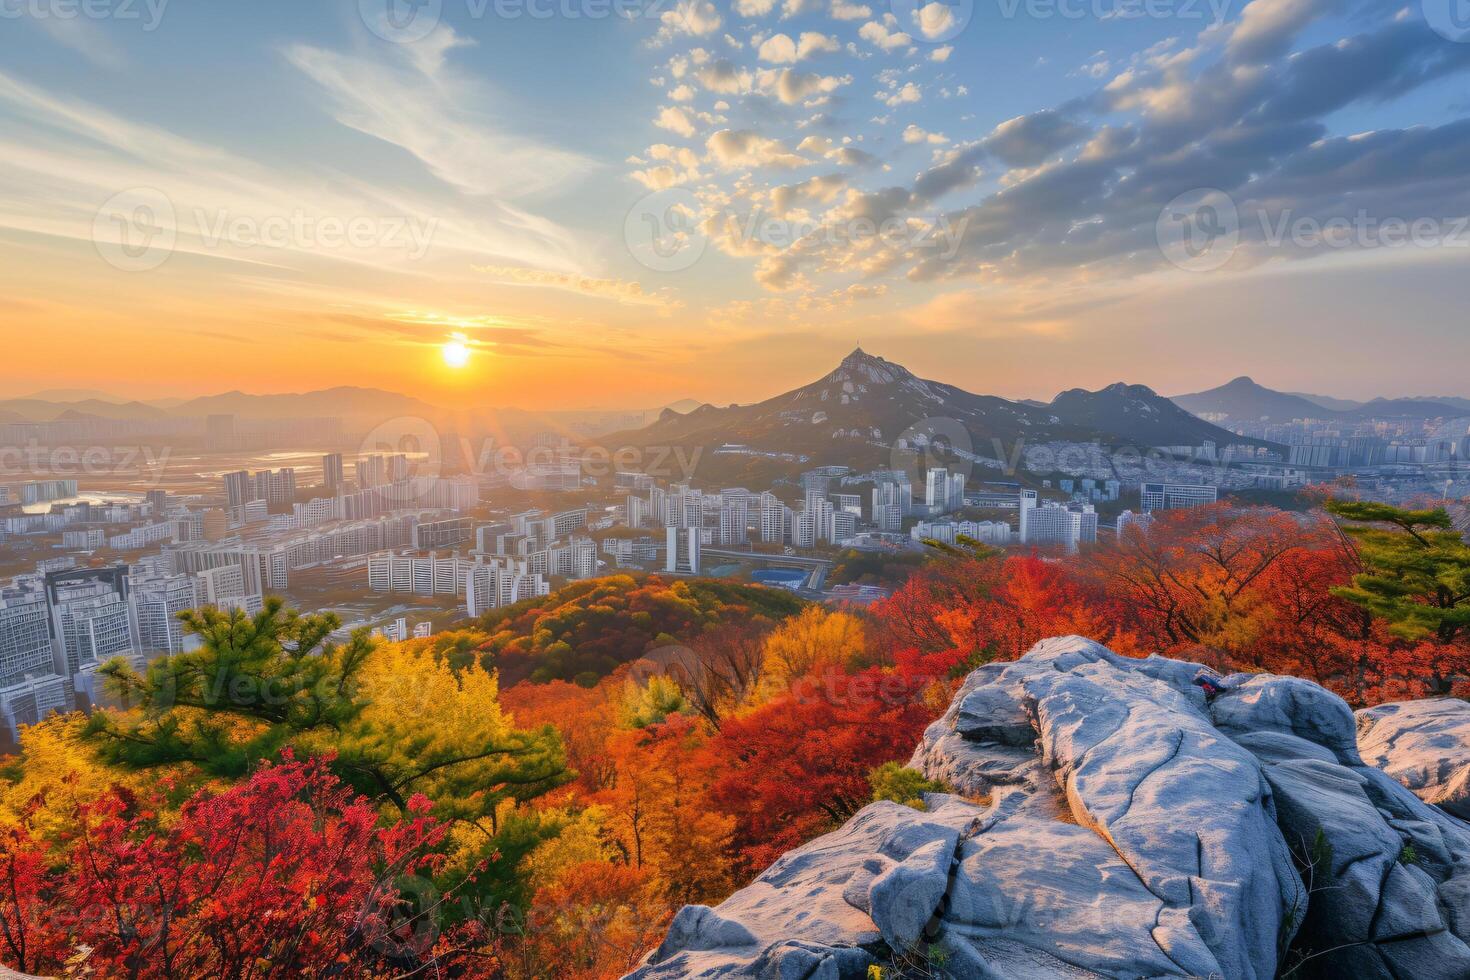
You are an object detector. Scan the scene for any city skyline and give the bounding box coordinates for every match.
[3,0,1470,406]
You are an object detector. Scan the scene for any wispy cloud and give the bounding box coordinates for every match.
[283,25,595,200]
[474,265,682,311]
[0,59,590,281]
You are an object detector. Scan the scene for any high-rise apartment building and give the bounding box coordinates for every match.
[322,453,344,493]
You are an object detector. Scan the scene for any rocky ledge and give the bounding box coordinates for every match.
[626,637,1470,979]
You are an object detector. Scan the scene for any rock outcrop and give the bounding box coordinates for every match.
[627,638,1470,979]
[1358,698,1470,820]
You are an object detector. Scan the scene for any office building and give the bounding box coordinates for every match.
[1140,483,1219,514]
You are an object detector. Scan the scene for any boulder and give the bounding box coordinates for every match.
[628,638,1470,980]
[626,799,979,979]
[1358,698,1470,819]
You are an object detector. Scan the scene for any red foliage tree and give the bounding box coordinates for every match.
[702,667,934,872]
[0,756,478,979]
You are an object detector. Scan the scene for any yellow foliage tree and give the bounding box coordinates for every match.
[0,714,185,841]
[761,606,869,689]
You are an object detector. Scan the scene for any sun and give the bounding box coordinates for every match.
[441,335,471,369]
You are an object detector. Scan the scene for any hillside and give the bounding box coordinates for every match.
[474,574,805,685]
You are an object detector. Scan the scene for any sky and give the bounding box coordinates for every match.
[1,0,1469,408]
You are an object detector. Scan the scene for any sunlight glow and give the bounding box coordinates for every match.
[441,335,471,369]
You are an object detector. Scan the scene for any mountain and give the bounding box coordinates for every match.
[1174,377,1468,422]
[1412,396,1470,413]
[168,386,441,420]
[0,398,168,422]
[1171,377,1334,422]
[1048,382,1244,447]
[1356,396,1470,418]
[600,349,1265,476]
[1286,391,1363,412]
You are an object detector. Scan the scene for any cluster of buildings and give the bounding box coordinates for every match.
[365,508,601,616]
[0,452,499,742]
[0,413,1248,745]
[0,561,263,743]
[0,480,78,507]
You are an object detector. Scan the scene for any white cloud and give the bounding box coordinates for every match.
[759,33,799,63]
[655,105,699,137]
[903,124,947,144]
[797,135,880,167]
[859,20,914,52]
[770,173,849,214]
[735,0,777,14]
[831,0,872,19]
[756,68,853,104]
[930,45,953,63]
[655,0,723,43]
[759,31,840,63]
[879,81,922,107]
[630,143,703,188]
[706,129,809,169]
[696,59,755,94]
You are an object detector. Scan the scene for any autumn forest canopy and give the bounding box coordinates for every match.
[2,497,1469,978]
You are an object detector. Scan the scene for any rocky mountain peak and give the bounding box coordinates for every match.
[827,347,914,387]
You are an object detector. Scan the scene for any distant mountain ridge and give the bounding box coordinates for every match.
[1173,377,1468,423]
[0,398,168,422]
[602,349,1267,473]
[0,387,713,429]
[169,386,441,420]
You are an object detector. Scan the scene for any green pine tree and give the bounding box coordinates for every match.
[86,598,570,822]
[1325,500,1470,644]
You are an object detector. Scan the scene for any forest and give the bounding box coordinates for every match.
[1,498,1467,978]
